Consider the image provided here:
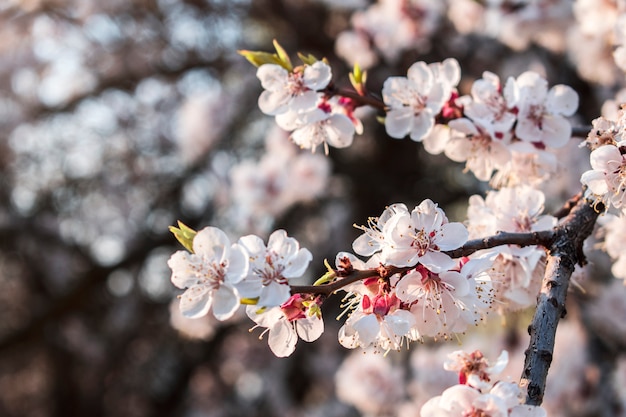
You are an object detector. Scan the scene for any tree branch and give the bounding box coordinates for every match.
[521,197,600,405]
[290,229,556,296]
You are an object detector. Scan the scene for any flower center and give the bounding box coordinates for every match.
[287,72,307,97]
[202,260,226,290]
[253,252,287,286]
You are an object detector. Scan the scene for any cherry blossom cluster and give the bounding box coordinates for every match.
[580,105,626,283]
[229,126,330,231]
[337,199,494,350]
[422,349,547,417]
[244,42,360,154]
[581,108,626,213]
[334,0,444,69]
[441,70,578,186]
[167,225,323,356]
[466,186,556,312]
[245,43,579,189]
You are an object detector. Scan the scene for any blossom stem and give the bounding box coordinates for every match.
[325,86,386,110]
[290,265,410,296]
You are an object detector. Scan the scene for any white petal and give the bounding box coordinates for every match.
[436,222,469,250]
[282,248,312,278]
[259,282,291,307]
[546,85,578,116]
[590,145,621,170]
[516,71,547,104]
[238,234,266,257]
[212,284,240,320]
[168,251,199,289]
[422,124,451,155]
[338,324,359,349]
[409,110,435,142]
[268,230,297,259]
[233,276,262,299]
[407,61,434,90]
[515,116,542,143]
[352,233,382,256]
[268,319,298,357]
[385,108,413,138]
[382,77,411,107]
[291,90,319,112]
[539,115,571,148]
[193,227,230,261]
[179,285,212,319]
[440,271,470,297]
[352,314,380,346]
[257,64,288,90]
[419,251,456,273]
[449,118,479,136]
[324,114,355,148]
[226,244,248,284]
[258,90,290,115]
[580,170,609,195]
[303,61,332,90]
[246,305,284,327]
[296,316,324,342]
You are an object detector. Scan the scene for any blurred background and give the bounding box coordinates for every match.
[1,0,625,416]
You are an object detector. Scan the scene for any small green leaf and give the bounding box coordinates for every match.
[313,259,336,285]
[298,52,319,66]
[273,39,293,71]
[169,221,197,253]
[238,49,284,68]
[349,63,367,95]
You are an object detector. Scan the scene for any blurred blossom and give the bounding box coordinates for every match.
[335,351,405,416]
[175,91,232,165]
[169,298,218,341]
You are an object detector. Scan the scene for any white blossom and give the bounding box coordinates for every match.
[353,199,468,272]
[397,259,493,338]
[382,60,450,142]
[237,229,312,307]
[506,71,578,148]
[247,294,324,357]
[168,227,248,320]
[581,143,626,211]
[256,61,331,116]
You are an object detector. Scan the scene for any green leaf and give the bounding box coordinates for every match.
[273,39,293,71]
[313,259,336,285]
[349,63,367,95]
[298,52,319,66]
[238,50,284,68]
[169,221,197,253]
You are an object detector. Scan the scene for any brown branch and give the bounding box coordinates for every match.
[552,192,582,219]
[290,229,556,296]
[445,230,555,259]
[521,197,600,406]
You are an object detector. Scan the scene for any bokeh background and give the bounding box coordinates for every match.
[1,1,626,416]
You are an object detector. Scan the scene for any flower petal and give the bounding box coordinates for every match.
[212,284,240,320]
[268,319,297,357]
[546,84,578,116]
[296,316,324,342]
[179,285,212,319]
